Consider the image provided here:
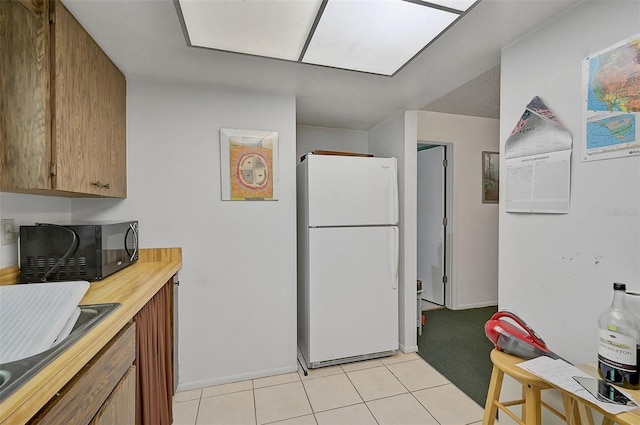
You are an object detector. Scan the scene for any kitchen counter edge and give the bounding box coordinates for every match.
[0,247,183,425]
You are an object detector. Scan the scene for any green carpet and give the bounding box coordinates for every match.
[417,306,497,407]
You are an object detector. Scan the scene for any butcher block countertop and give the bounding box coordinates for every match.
[0,248,182,425]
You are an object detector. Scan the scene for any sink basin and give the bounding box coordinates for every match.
[0,303,120,402]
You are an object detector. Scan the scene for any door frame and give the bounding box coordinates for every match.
[417,142,453,309]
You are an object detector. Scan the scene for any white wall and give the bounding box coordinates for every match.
[416,111,500,309]
[69,79,298,390]
[369,111,419,353]
[499,2,640,422]
[0,193,71,267]
[296,125,368,163]
[500,0,640,367]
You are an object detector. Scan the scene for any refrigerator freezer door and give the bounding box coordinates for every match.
[306,226,398,365]
[306,155,398,227]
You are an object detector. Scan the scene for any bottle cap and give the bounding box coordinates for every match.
[613,282,626,291]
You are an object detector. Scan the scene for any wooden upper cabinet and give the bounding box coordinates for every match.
[0,0,126,198]
[0,0,51,192]
[52,0,126,197]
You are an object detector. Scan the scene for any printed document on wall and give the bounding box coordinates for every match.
[505,96,572,213]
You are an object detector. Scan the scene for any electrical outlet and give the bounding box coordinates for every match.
[1,219,15,245]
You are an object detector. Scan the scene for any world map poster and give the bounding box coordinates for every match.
[582,34,640,161]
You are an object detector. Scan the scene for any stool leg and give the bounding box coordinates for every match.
[523,383,542,425]
[576,403,595,425]
[483,365,504,425]
[561,394,578,425]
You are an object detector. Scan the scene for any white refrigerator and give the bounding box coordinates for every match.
[297,153,399,369]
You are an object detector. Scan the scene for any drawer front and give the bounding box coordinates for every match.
[29,322,135,425]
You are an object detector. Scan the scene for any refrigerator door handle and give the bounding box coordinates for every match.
[392,227,399,289]
[391,160,399,225]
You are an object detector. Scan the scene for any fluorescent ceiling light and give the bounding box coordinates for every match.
[417,1,477,12]
[176,0,478,76]
[302,1,459,75]
[178,0,322,61]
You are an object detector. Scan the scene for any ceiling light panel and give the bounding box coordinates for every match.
[178,0,322,61]
[417,0,477,12]
[302,0,459,76]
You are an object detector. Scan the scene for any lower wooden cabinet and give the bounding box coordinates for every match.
[28,322,136,425]
[90,365,136,425]
[27,278,175,425]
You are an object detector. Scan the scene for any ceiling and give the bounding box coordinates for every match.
[176,0,477,76]
[424,64,501,119]
[62,0,581,131]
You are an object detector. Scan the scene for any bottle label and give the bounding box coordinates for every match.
[598,329,638,372]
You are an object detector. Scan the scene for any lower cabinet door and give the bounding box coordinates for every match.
[28,322,135,425]
[90,365,136,425]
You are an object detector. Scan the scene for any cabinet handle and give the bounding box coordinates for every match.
[92,181,110,189]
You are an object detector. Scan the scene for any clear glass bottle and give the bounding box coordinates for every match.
[598,282,640,389]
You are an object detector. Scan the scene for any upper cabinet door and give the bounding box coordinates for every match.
[0,0,51,192]
[0,0,126,198]
[51,0,126,197]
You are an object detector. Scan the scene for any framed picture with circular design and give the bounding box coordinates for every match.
[220,128,279,201]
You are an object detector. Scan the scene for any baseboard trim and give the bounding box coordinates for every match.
[451,301,497,310]
[176,364,299,392]
[399,343,418,353]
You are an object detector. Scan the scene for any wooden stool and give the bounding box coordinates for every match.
[483,349,577,425]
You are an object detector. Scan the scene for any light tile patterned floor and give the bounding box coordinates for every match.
[173,352,487,425]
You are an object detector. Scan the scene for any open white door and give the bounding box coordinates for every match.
[417,145,446,305]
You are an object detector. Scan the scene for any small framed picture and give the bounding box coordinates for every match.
[482,151,499,204]
[220,128,279,201]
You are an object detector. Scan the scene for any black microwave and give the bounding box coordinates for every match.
[19,221,138,282]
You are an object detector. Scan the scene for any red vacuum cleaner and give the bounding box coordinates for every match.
[485,311,562,360]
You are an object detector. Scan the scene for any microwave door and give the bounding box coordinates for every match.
[101,222,138,279]
[124,222,138,261]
